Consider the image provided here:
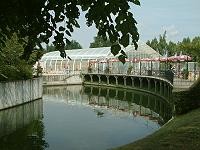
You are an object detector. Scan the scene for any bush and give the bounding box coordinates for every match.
[173,87,200,115]
[0,63,33,81]
[0,34,36,81]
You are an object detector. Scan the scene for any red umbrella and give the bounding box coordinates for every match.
[131,58,139,63]
[152,57,161,62]
[168,55,192,62]
[140,58,152,62]
[160,57,168,62]
[179,55,192,61]
[168,55,178,62]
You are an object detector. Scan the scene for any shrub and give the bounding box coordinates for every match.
[0,34,37,81]
[173,83,200,115]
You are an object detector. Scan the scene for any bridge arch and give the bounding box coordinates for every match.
[82,73,173,103]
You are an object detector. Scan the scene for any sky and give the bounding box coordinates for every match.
[70,0,200,48]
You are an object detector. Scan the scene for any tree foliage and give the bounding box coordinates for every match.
[65,40,82,50]
[90,36,112,48]
[0,0,140,63]
[146,32,200,62]
[0,34,35,81]
[179,36,200,62]
[146,31,168,55]
[46,40,82,52]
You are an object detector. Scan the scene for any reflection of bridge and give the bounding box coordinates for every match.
[43,85,172,125]
[83,86,172,124]
[82,73,173,103]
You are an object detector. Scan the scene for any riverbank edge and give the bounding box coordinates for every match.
[112,95,200,150]
[0,77,43,111]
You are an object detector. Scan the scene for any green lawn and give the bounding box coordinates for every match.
[113,108,200,150]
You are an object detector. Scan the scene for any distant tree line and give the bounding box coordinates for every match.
[146,31,200,62]
[46,35,112,52]
[89,36,112,48]
[46,40,82,52]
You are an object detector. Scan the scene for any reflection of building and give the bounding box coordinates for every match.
[40,42,160,75]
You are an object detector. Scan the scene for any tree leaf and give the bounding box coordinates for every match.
[118,55,126,64]
[121,50,127,57]
[120,34,129,47]
[59,26,65,31]
[111,44,121,56]
[129,0,141,6]
[65,30,71,36]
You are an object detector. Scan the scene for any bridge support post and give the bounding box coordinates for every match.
[82,73,173,105]
[98,88,101,96]
[162,82,165,97]
[98,75,101,84]
[167,85,171,99]
[164,83,167,97]
[154,80,157,93]
[139,78,143,89]
[123,77,127,86]
[147,95,150,107]
[159,82,162,95]
[89,75,93,82]
[123,91,126,101]
[106,88,110,97]
[147,79,151,90]
[154,98,157,111]
[139,94,143,105]
[115,90,118,99]
[131,77,135,87]
[115,76,118,85]
[132,93,135,101]
[106,76,109,85]
[90,87,93,95]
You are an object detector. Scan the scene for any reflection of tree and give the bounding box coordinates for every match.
[0,120,48,150]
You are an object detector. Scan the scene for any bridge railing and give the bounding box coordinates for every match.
[82,69,174,84]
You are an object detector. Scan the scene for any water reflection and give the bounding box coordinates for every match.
[43,85,172,126]
[0,86,172,150]
[0,99,48,150]
[43,86,166,150]
[84,86,173,125]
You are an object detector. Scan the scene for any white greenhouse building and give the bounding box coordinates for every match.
[40,42,161,75]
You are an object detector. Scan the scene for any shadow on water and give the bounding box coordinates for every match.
[0,99,48,150]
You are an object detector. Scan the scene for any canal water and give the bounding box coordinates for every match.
[0,85,172,150]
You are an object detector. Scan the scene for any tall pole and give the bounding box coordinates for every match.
[98,59,99,73]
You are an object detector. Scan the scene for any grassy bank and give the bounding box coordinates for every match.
[113,80,200,150]
[113,107,200,150]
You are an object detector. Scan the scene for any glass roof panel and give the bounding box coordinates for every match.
[40,42,160,62]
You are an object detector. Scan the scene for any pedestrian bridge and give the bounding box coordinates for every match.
[82,73,173,103]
